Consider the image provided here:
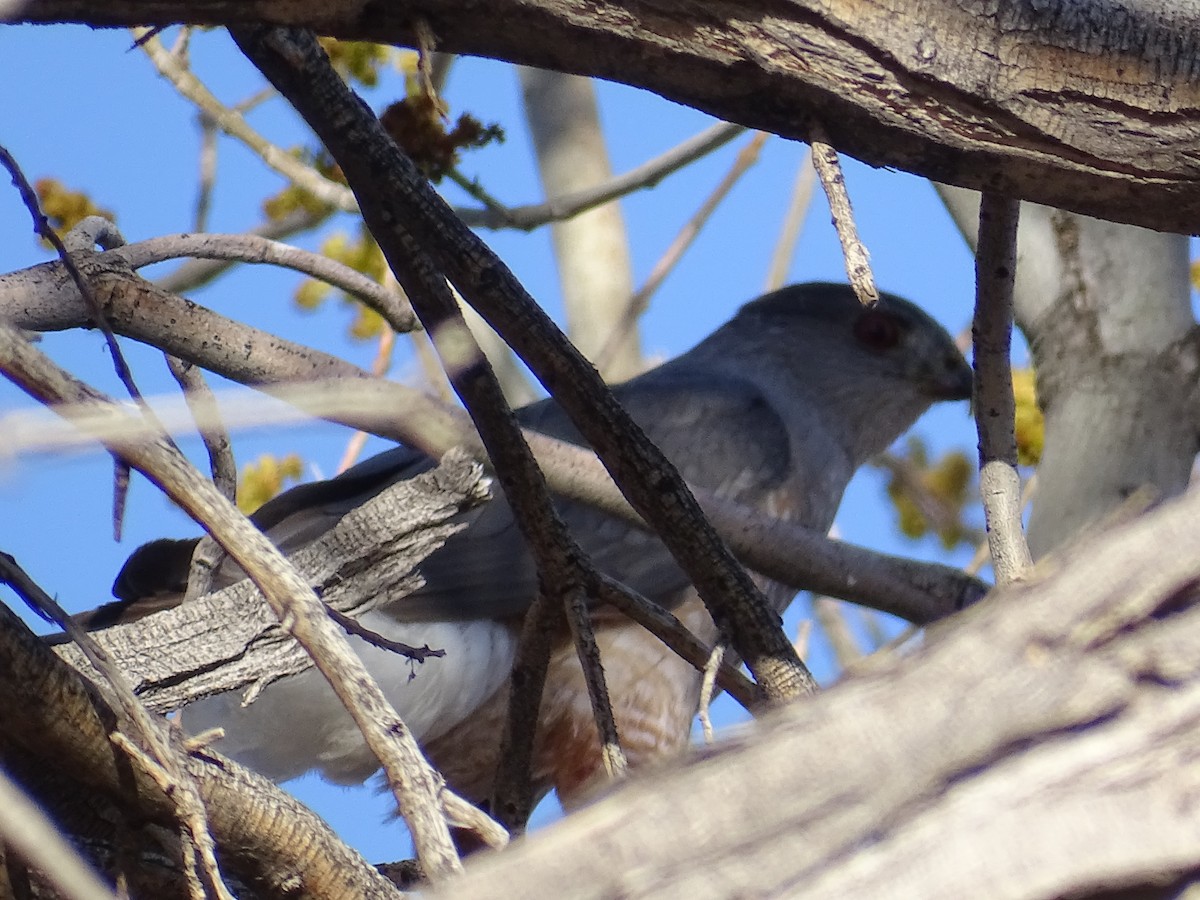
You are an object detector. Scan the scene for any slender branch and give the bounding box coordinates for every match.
[520,68,640,380]
[697,642,725,743]
[809,129,878,306]
[194,108,218,232]
[593,577,759,710]
[0,150,154,414]
[812,596,863,670]
[457,121,746,230]
[134,28,358,213]
[325,607,446,662]
[117,232,418,332]
[564,586,628,780]
[874,450,983,545]
[337,324,397,473]
[155,208,332,295]
[168,359,236,502]
[166,356,238,602]
[491,589,560,831]
[973,193,1032,585]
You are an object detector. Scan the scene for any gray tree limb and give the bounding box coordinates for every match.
[937,187,1199,558]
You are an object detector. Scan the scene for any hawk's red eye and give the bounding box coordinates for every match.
[853,310,902,352]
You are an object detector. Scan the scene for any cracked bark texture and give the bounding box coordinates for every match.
[431,480,1200,899]
[15,0,1200,232]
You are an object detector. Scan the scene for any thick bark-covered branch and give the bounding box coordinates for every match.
[51,454,488,715]
[0,602,403,900]
[434,479,1200,899]
[12,0,1200,232]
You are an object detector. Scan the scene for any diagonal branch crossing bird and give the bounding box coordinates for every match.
[102,282,972,810]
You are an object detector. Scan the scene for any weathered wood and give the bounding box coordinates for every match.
[53,453,489,713]
[13,0,1200,232]
[433,479,1200,899]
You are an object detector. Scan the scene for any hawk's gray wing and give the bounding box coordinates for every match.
[393,369,794,622]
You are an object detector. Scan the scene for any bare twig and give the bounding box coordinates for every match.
[973,193,1031,585]
[0,149,152,410]
[107,733,210,900]
[441,794,508,851]
[457,294,540,407]
[166,355,238,602]
[594,131,769,373]
[874,450,982,545]
[116,232,418,332]
[793,619,812,659]
[325,606,446,662]
[0,766,119,900]
[564,587,628,779]
[167,361,235,503]
[409,328,457,405]
[764,148,816,291]
[458,121,746,230]
[337,324,397,473]
[134,28,359,213]
[491,590,560,832]
[520,68,639,380]
[413,18,439,101]
[809,128,878,306]
[194,110,219,232]
[698,642,725,743]
[813,596,863,669]
[593,577,759,710]
[155,208,332,295]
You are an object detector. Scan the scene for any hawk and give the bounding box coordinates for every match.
[106,282,972,810]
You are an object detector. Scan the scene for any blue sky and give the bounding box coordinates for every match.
[1,25,981,860]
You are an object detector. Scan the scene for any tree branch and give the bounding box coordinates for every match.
[972,193,1032,584]
[429,477,1200,899]
[0,597,405,900]
[14,0,1200,231]
[232,24,817,705]
[0,323,464,880]
[0,256,985,621]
